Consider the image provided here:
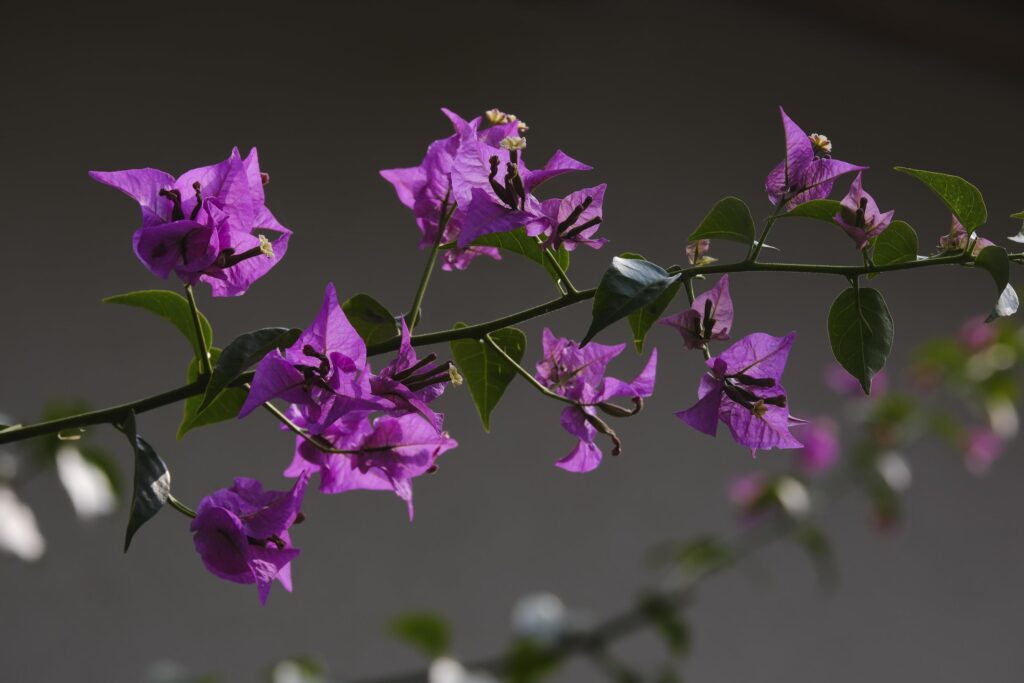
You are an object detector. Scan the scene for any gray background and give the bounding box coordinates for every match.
[2,2,1023,681]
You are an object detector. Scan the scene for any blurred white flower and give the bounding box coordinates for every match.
[429,657,497,683]
[55,445,116,520]
[774,477,811,518]
[986,397,1019,440]
[510,592,569,645]
[0,486,45,561]
[877,451,912,492]
[272,659,327,683]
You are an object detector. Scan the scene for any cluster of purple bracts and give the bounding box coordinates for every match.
[380,108,604,270]
[89,106,923,602]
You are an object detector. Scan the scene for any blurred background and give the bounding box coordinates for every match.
[2,1,1023,681]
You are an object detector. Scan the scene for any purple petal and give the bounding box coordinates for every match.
[457,187,531,247]
[201,229,291,297]
[191,507,253,584]
[598,349,657,402]
[676,381,724,436]
[237,352,310,418]
[291,283,368,370]
[717,332,795,381]
[380,165,427,210]
[556,440,604,473]
[521,150,592,191]
[89,167,176,225]
[131,220,218,280]
[720,400,802,453]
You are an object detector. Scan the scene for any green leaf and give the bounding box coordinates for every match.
[687,196,755,246]
[506,639,560,683]
[673,536,733,575]
[389,611,450,659]
[582,257,681,346]
[1010,210,1024,220]
[342,294,400,346]
[976,245,1010,295]
[894,167,987,232]
[471,227,571,282]
[640,594,691,657]
[450,325,526,431]
[620,253,683,352]
[104,290,213,357]
[121,411,170,552]
[975,246,1019,321]
[781,199,842,222]
[197,327,301,414]
[869,220,918,278]
[827,287,894,395]
[179,348,247,439]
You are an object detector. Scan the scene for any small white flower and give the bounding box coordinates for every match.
[0,486,45,561]
[511,592,569,644]
[877,451,912,492]
[56,445,117,520]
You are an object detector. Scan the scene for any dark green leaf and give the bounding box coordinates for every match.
[450,325,526,431]
[471,228,571,284]
[620,253,683,352]
[122,411,170,552]
[506,639,560,683]
[179,348,247,439]
[1010,211,1024,220]
[687,196,755,246]
[673,536,733,575]
[389,611,450,659]
[640,594,691,657]
[976,245,1010,296]
[582,257,681,346]
[827,287,894,395]
[104,290,213,358]
[870,220,918,278]
[342,294,400,346]
[975,246,1019,322]
[781,199,842,222]
[197,327,301,414]
[894,167,987,232]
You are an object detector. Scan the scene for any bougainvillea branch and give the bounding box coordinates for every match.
[2,105,1022,616]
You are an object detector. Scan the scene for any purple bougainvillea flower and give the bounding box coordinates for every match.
[939,215,994,256]
[532,184,608,252]
[659,275,733,350]
[285,412,456,519]
[963,426,1003,476]
[677,332,801,455]
[370,320,450,431]
[190,472,309,604]
[764,108,866,211]
[381,108,589,268]
[451,118,591,248]
[793,418,840,476]
[833,172,894,249]
[959,315,997,352]
[534,329,657,473]
[90,147,290,296]
[239,283,387,430]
